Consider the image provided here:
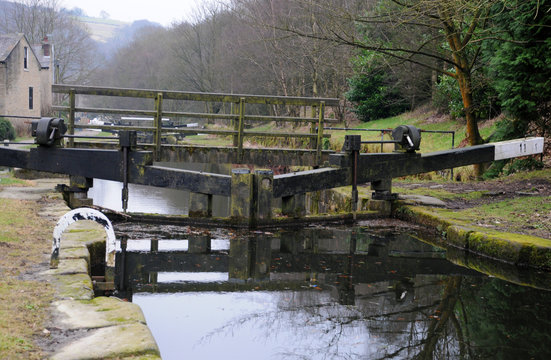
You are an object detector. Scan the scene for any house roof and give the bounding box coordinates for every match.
[0,33,48,68]
[32,44,50,68]
[0,33,24,62]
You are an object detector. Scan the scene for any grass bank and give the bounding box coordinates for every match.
[0,191,54,359]
[392,169,551,240]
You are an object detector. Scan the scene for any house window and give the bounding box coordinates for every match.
[24,47,28,69]
[29,87,33,110]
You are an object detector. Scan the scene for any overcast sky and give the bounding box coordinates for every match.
[60,0,206,26]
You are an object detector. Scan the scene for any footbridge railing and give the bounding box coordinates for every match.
[52,84,340,165]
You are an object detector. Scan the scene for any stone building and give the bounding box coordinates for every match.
[0,33,54,128]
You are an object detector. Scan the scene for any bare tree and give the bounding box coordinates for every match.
[230,0,354,120]
[0,0,99,84]
[241,0,520,175]
[0,0,58,43]
[171,2,227,94]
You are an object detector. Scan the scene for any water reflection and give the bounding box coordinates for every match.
[88,179,190,215]
[88,162,231,216]
[113,225,551,360]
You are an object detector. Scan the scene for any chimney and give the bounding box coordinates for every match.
[42,35,51,57]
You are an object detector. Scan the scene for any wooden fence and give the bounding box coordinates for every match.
[52,85,340,162]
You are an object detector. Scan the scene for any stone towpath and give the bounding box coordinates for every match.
[0,178,161,359]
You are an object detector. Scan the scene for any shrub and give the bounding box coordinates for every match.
[433,72,499,121]
[432,75,464,119]
[0,118,16,141]
[346,70,408,122]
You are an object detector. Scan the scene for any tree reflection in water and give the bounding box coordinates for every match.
[192,276,551,359]
[117,225,551,360]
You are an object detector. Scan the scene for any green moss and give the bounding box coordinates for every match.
[446,225,472,248]
[467,232,522,264]
[399,204,551,269]
[402,206,461,230]
[105,352,162,360]
[67,229,90,233]
[53,273,94,300]
[63,226,107,245]
[392,185,487,201]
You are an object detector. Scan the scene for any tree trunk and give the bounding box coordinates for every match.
[457,70,483,146]
[456,69,485,178]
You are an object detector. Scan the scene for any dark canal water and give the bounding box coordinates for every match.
[112,222,551,360]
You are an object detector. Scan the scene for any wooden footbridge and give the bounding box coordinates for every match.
[0,85,544,227]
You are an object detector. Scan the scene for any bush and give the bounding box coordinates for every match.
[0,118,16,141]
[432,75,464,119]
[505,158,544,175]
[433,72,499,121]
[483,155,543,180]
[346,70,408,122]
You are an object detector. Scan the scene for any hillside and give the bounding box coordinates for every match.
[77,16,128,43]
[76,15,163,61]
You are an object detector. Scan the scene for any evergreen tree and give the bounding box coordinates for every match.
[0,118,16,141]
[346,66,408,122]
[488,0,551,139]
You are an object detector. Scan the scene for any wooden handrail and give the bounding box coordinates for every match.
[53,84,340,164]
[52,84,340,106]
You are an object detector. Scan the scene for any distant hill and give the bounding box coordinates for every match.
[0,0,161,59]
[77,16,162,59]
[78,16,162,43]
[77,16,129,43]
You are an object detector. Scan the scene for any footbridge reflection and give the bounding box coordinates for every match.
[114,226,479,304]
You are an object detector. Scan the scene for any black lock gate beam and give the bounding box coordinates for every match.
[0,146,231,197]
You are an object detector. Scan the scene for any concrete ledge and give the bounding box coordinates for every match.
[48,258,89,276]
[53,297,146,330]
[395,204,551,270]
[446,225,473,248]
[467,231,525,264]
[59,222,109,247]
[51,273,94,300]
[394,204,458,232]
[51,323,160,360]
[59,246,90,262]
[365,199,392,215]
[46,216,160,359]
[398,194,447,207]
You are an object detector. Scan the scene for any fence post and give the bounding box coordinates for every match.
[232,100,239,147]
[315,101,325,165]
[450,131,455,180]
[237,97,245,163]
[154,92,163,161]
[230,168,253,226]
[310,104,318,149]
[68,90,75,148]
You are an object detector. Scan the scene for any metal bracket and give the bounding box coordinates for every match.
[391,125,421,153]
[119,131,137,212]
[32,117,67,147]
[342,135,362,152]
